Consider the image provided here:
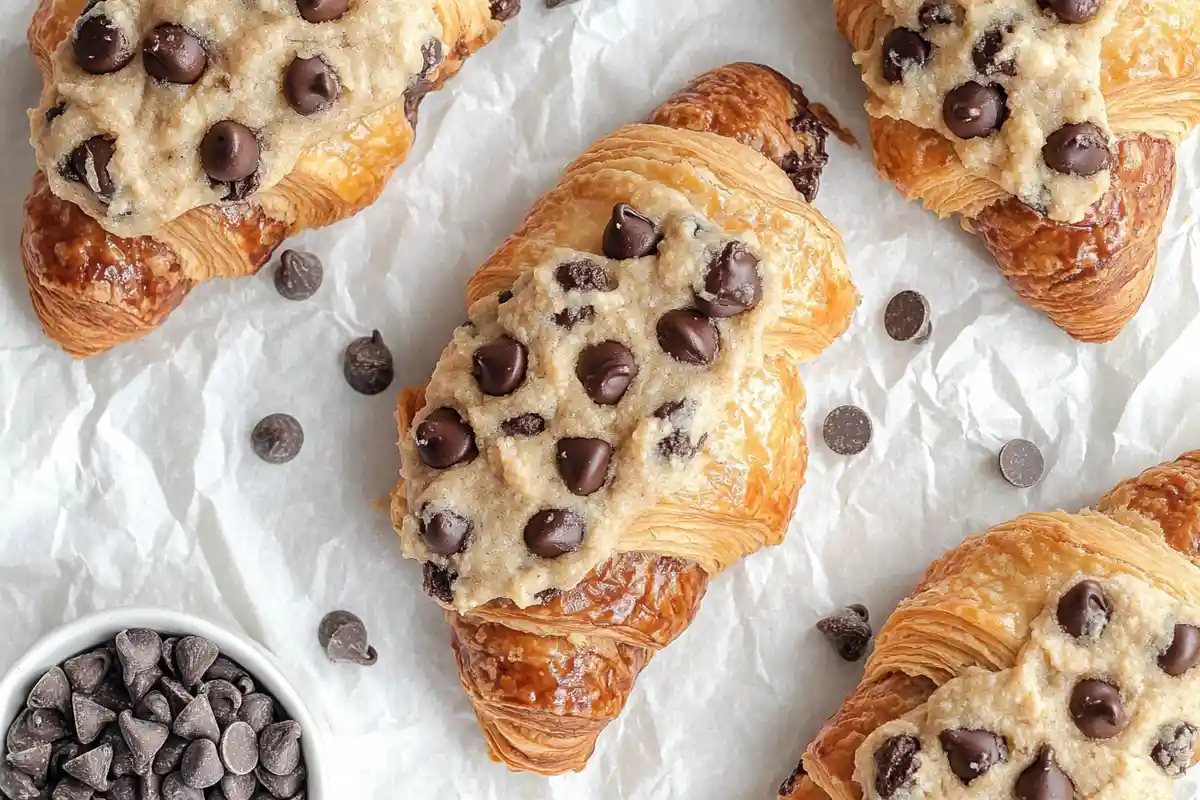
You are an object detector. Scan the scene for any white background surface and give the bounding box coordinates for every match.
[0,0,1198,797]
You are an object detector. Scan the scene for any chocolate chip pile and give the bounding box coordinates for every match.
[0,629,306,800]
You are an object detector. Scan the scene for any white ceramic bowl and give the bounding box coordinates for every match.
[0,607,326,798]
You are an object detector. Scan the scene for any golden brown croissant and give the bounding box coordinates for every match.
[21,0,517,358]
[781,449,1200,800]
[389,63,859,774]
[834,0,1200,342]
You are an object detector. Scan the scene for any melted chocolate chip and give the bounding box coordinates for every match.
[1159,623,1200,676]
[873,735,920,798]
[1069,679,1128,739]
[778,762,806,797]
[881,28,931,83]
[1043,123,1110,177]
[489,0,521,20]
[657,429,705,461]
[1152,722,1196,777]
[297,0,349,23]
[417,39,444,82]
[918,0,963,26]
[422,562,454,603]
[553,305,595,329]
[654,399,690,422]
[943,82,1007,139]
[1015,746,1074,800]
[523,509,585,558]
[74,14,133,74]
[973,26,1017,76]
[45,102,67,124]
[555,438,613,496]
[414,408,477,469]
[1056,579,1111,640]
[556,261,614,292]
[1039,0,1101,23]
[938,729,1008,784]
[501,413,546,437]
[498,290,514,304]
[420,509,472,556]
[783,112,829,202]
[143,24,207,84]
[602,203,660,260]
[68,136,116,202]
[657,310,719,365]
[695,242,762,318]
[576,341,637,405]
[201,121,260,184]
[473,336,528,396]
[284,56,340,116]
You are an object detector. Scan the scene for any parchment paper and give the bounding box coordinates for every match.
[0,1,1198,797]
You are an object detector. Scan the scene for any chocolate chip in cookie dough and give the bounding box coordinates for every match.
[74,14,133,75]
[143,24,207,84]
[1152,722,1196,777]
[822,405,872,456]
[273,250,323,301]
[473,336,528,397]
[501,413,546,437]
[201,121,259,186]
[284,57,341,116]
[873,735,920,798]
[999,438,1044,488]
[1069,679,1128,739]
[943,82,1008,139]
[553,305,595,330]
[576,341,638,405]
[317,610,378,666]
[524,509,585,558]
[657,430,705,461]
[657,310,720,365]
[816,605,873,661]
[695,242,762,318]
[918,0,963,27]
[1158,623,1200,676]
[45,103,67,125]
[489,0,521,21]
[556,261,615,292]
[555,438,613,496]
[1056,579,1111,640]
[297,0,349,23]
[343,331,395,396]
[414,408,477,469]
[938,729,1008,784]
[881,28,931,84]
[1043,123,1111,177]
[498,290,514,304]
[419,508,472,556]
[1015,746,1074,800]
[250,413,304,464]
[1039,0,1101,23]
[972,26,1018,76]
[602,203,661,260]
[422,562,455,604]
[66,136,116,203]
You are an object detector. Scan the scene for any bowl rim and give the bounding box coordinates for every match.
[0,606,326,797]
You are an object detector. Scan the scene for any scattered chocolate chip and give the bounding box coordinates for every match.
[199,682,241,728]
[881,28,931,83]
[63,651,110,695]
[153,737,187,776]
[524,509,586,559]
[1069,679,1127,739]
[74,14,133,74]
[257,722,301,777]
[273,250,323,301]
[317,610,378,667]
[602,203,660,260]
[918,0,963,26]
[1152,722,1196,776]
[657,429,704,461]
[497,290,514,304]
[219,772,256,800]
[254,763,305,798]
[6,743,50,783]
[162,771,202,800]
[0,763,38,800]
[216,723,257,777]
[973,26,1017,76]
[67,136,116,202]
[173,638,219,691]
[1043,123,1110,177]
[943,82,1007,139]
[822,406,872,456]
[419,509,472,557]
[556,438,613,496]
[235,696,273,736]
[172,696,219,744]
[136,691,172,726]
[296,0,348,22]
[72,696,115,746]
[553,305,595,329]
[556,261,614,292]
[200,122,259,184]
[1039,0,1100,22]
[422,562,455,604]
[343,331,395,396]
[696,242,762,318]
[576,341,638,405]
[284,56,340,116]
[142,24,206,84]
[63,743,112,791]
[657,310,719,365]
[938,729,1007,784]
[999,438,1044,488]
[414,408,477,469]
[1015,746,1074,800]
[873,735,920,798]
[473,336,528,396]
[1056,579,1111,639]
[884,290,932,342]
[501,413,546,437]
[1159,623,1200,676]
[45,103,67,124]
[28,668,71,717]
[489,0,520,21]
[816,606,873,661]
[250,414,304,465]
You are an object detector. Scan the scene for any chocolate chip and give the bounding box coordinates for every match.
[473,336,528,396]
[501,413,546,437]
[8,708,70,755]
[576,341,637,405]
[235,696,273,736]
[999,438,1044,488]
[918,0,962,26]
[28,667,71,717]
[172,696,219,744]
[215,723,257,777]
[654,399,691,423]
[1069,679,1127,739]
[848,603,870,622]
[136,692,173,726]
[118,711,169,774]
[52,777,96,800]
[219,773,256,800]
[778,761,806,797]
[556,261,614,292]
[158,679,194,719]
[343,331,395,396]
[554,305,595,329]
[72,696,115,746]
[6,743,51,783]
[943,82,1007,139]
[657,310,719,365]
[178,739,222,789]
[695,242,762,318]
[67,137,116,202]
[545,0,580,6]
[414,408,477,469]
[173,638,218,691]
[45,103,67,124]
[1015,746,1074,800]
[973,26,1017,76]
[498,290,514,304]
[254,763,305,798]
[272,250,323,301]
[422,562,455,604]
[126,666,163,704]
[873,735,920,798]
[523,509,585,559]
[74,14,133,74]
[556,438,613,496]
[63,744,112,791]
[1056,579,1111,639]
[47,741,79,783]
[162,771,202,800]
[602,204,660,260]
[317,610,378,666]
[1159,623,1200,676]
[115,630,162,684]
[0,763,38,800]
[881,28,931,83]
[1043,123,1110,177]
[1039,0,1100,22]
[1152,722,1196,776]
[816,606,873,661]
[822,406,872,455]
[250,414,304,465]
[884,290,931,342]
[109,776,138,800]
[200,122,259,184]
[284,57,340,116]
[202,658,251,692]
[489,0,521,21]
[142,25,206,84]
[938,729,1007,784]
[220,173,259,203]
[153,737,187,776]
[296,0,348,22]
[63,651,110,695]
[257,722,301,777]
[534,588,561,604]
[94,674,133,714]
[657,429,705,461]
[416,38,444,82]
[199,681,241,728]
[419,509,472,557]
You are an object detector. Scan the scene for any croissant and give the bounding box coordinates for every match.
[388,62,859,774]
[781,449,1200,800]
[834,0,1200,342]
[21,0,518,358]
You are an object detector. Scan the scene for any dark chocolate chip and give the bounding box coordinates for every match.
[822,406,872,456]
[108,776,137,800]
[220,174,260,203]
[254,763,305,798]
[417,38,444,82]
[884,290,931,342]
[142,25,207,84]
[419,509,472,556]
[73,695,115,745]
[555,438,613,496]
[473,336,528,396]
[489,0,521,21]
[783,112,830,203]
[414,408,477,468]
[498,290,514,304]
[63,744,112,792]
[199,681,241,728]
[159,678,195,719]
[1069,679,1127,739]
[553,305,595,329]
[1043,123,1110,177]
[1152,722,1196,777]
[999,438,1044,488]
[257,721,301,777]
[576,341,637,405]
[523,509,586,559]
[200,122,259,184]
[251,414,304,465]
[938,729,1008,784]
[873,735,920,798]
[973,26,1017,76]
[848,603,870,622]
[657,310,719,365]
[1039,0,1101,23]
[67,136,116,202]
[115,629,162,683]
[126,666,163,704]
[816,606,873,661]
[118,711,169,775]
[28,667,71,717]
[881,28,931,83]
[501,413,546,437]
[174,637,219,690]
[8,707,70,754]
[45,102,68,124]
[534,588,561,604]
[422,562,455,604]
[918,0,963,26]
[179,739,222,789]
[1159,623,1200,676]
[556,261,614,292]
[943,82,1007,139]
[218,722,258,776]
[74,14,133,74]
[162,771,202,800]
[317,610,378,666]
[657,429,704,461]
[654,399,691,423]
[47,740,80,784]
[63,651,110,695]
[545,0,580,6]
[1015,746,1074,800]
[52,777,96,800]
[778,760,806,797]
[343,331,395,396]
[0,763,38,800]
[695,242,762,318]
[172,695,220,743]
[1056,579,1111,639]
[273,250,323,301]
[219,773,256,800]
[136,691,173,725]
[284,56,340,116]
[297,0,348,23]
[235,696,273,735]
[602,203,660,260]
[6,743,51,783]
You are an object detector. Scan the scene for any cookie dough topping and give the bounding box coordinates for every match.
[857,0,1124,222]
[854,575,1200,798]
[30,0,444,237]
[398,198,782,611]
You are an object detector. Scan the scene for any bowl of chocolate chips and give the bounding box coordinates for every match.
[0,609,325,800]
